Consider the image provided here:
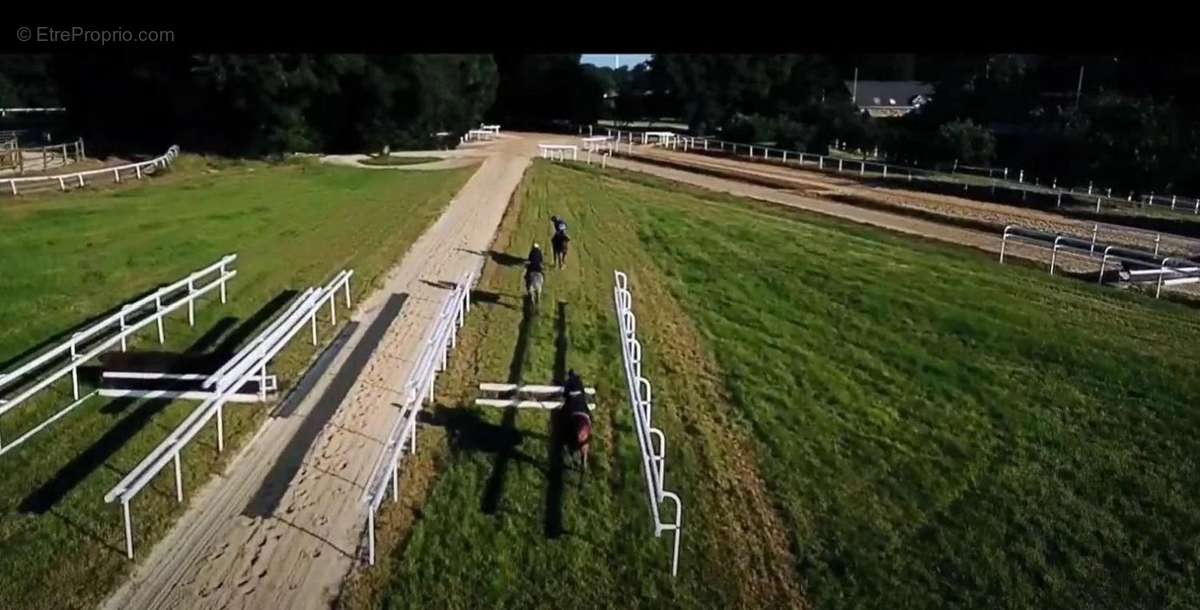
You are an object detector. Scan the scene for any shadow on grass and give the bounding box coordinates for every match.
[17,291,297,515]
[471,289,517,310]
[420,279,458,291]
[244,293,407,518]
[481,296,537,514]
[545,300,568,539]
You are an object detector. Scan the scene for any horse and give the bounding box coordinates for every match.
[551,231,569,269]
[556,403,591,475]
[524,268,544,306]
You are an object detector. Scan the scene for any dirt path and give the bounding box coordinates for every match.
[101,134,536,610]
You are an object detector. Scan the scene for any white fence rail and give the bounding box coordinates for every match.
[103,269,353,559]
[612,270,682,577]
[0,255,238,456]
[999,224,1200,297]
[538,144,579,162]
[605,128,1200,217]
[361,270,475,565]
[2,145,178,196]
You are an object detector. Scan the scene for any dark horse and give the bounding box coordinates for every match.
[551,230,569,269]
[555,407,591,475]
[557,371,591,474]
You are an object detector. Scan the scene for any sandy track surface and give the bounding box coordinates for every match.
[101,134,536,610]
[632,147,1200,257]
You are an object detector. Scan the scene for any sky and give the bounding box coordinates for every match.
[580,54,652,70]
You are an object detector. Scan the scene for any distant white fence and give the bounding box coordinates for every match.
[0,139,85,174]
[479,124,501,134]
[605,129,1200,217]
[464,129,495,143]
[104,269,354,559]
[1,144,179,196]
[612,270,682,577]
[361,269,475,565]
[0,255,238,456]
[538,144,578,162]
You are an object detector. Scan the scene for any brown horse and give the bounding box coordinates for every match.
[551,231,569,269]
[562,410,591,474]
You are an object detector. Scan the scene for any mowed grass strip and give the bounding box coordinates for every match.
[593,164,1200,609]
[351,160,1200,610]
[340,160,803,610]
[0,155,474,610]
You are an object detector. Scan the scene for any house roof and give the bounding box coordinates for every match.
[844,81,934,108]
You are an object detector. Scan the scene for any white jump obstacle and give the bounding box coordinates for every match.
[361,269,476,565]
[465,129,495,142]
[999,224,1200,298]
[0,255,237,457]
[642,131,677,146]
[104,269,354,559]
[479,124,501,135]
[613,270,683,577]
[538,144,578,162]
[475,383,597,410]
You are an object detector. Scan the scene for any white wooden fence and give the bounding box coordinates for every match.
[104,269,353,559]
[1,144,178,196]
[612,270,683,577]
[0,255,238,456]
[361,270,475,565]
[999,224,1200,297]
[605,128,1200,217]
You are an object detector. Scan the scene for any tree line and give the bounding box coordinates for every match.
[4,53,1200,194]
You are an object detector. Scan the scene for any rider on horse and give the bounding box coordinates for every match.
[562,369,592,472]
[527,242,545,274]
[562,369,589,419]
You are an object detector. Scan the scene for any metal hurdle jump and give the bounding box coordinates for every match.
[999,224,1200,298]
[103,269,353,559]
[0,255,238,457]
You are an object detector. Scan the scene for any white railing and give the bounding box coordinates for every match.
[361,269,475,565]
[612,270,682,577]
[999,224,1200,297]
[538,144,578,162]
[2,145,178,196]
[0,255,238,456]
[605,128,1200,217]
[480,124,501,134]
[1144,193,1200,214]
[103,269,353,559]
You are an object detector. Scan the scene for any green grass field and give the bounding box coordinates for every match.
[0,155,473,610]
[344,161,1200,610]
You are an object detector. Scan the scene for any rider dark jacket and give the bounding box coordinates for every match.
[563,370,588,416]
[527,245,544,273]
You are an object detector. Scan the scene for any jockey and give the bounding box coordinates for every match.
[551,215,567,236]
[562,369,589,418]
[527,243,544,274]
